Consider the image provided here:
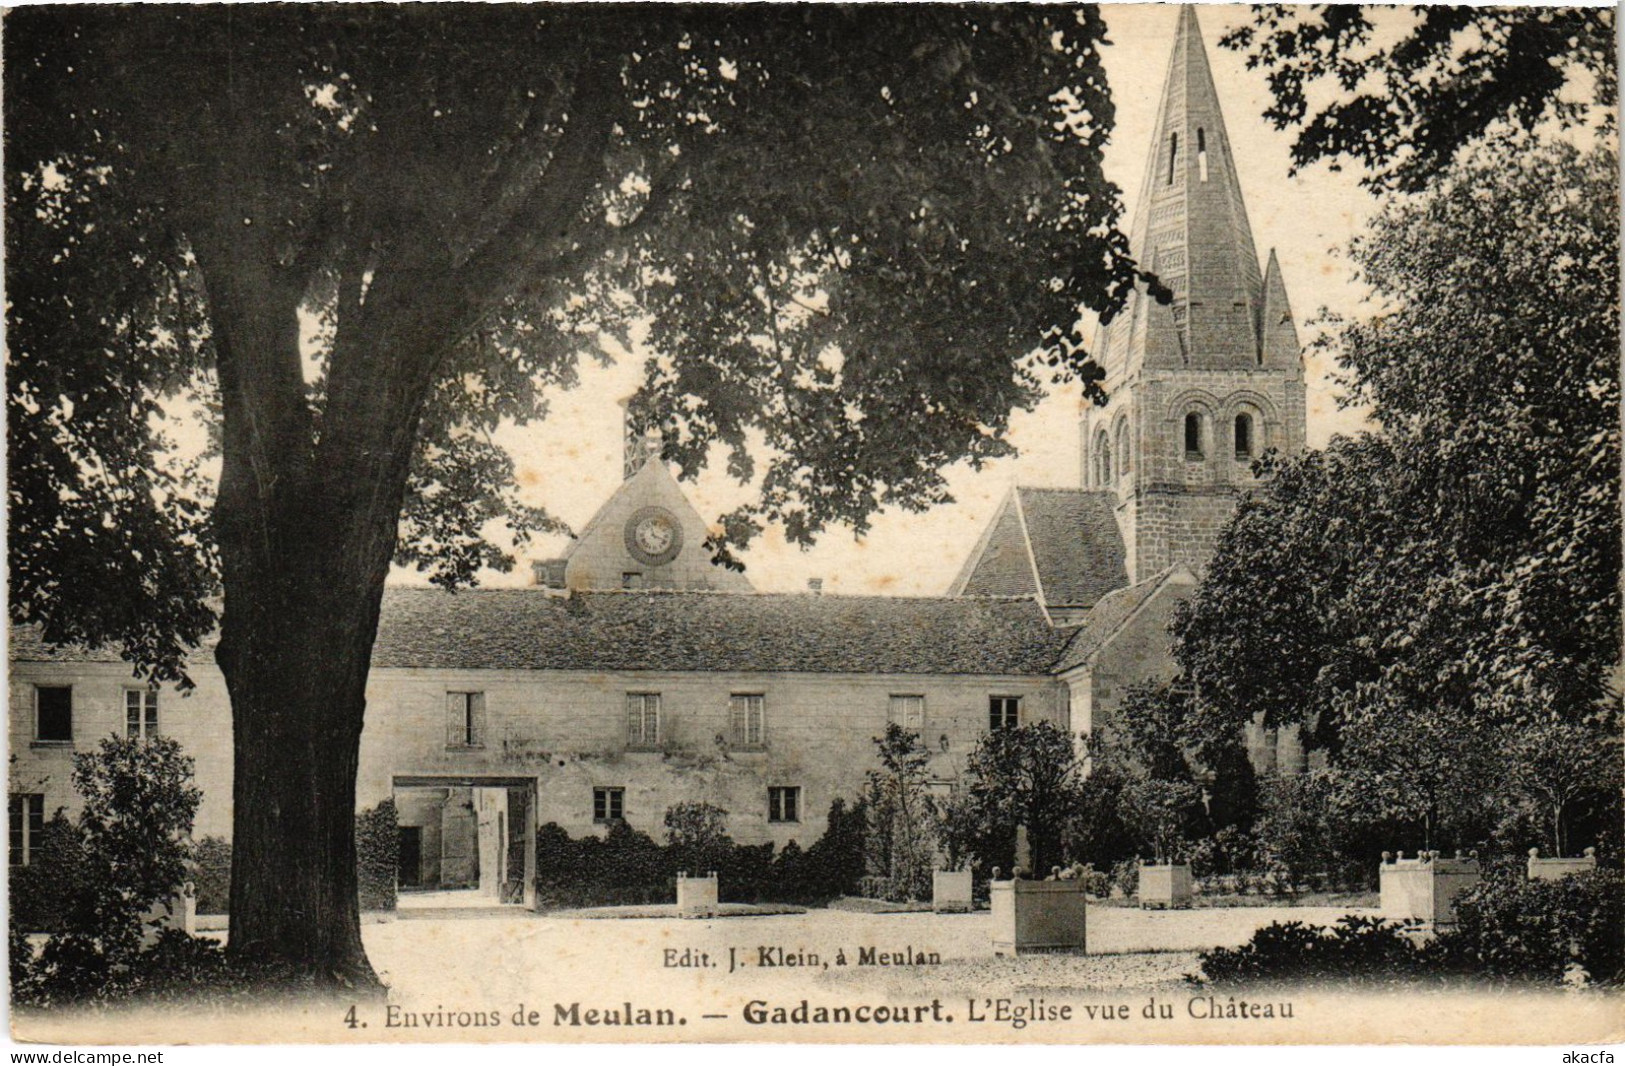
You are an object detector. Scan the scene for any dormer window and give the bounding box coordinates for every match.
[1197,128,1209,182]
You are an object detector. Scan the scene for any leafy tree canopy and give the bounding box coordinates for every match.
[1172,136,1620,848]
[1221,5,1616,191]
[7,5,1141,684]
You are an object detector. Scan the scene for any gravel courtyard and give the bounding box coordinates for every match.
[366,902,1377,1008]
[17,902,1622,1045]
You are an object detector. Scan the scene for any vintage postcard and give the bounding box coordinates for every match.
[5,0,1620,1052]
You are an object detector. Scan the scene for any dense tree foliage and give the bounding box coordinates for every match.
[6,7,1141,983]
[1221,6,1616,191]
[862,724,937,900]
[940,721,1085,876]
[1173,137,1620,854]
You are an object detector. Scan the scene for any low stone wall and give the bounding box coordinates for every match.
[1527,847,1597,882]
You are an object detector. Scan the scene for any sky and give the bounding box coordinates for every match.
[429,4,1388,597]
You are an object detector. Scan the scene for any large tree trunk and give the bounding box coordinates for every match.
[218,584,381,989]
[195,218,441,989]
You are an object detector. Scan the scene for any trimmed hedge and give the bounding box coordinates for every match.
[191,836,232,915]
[1196,916,1442,985]
[533,799,866,909]
[1446,868,1623,984]
[1195,868,1623,987]
[356,799,399,911]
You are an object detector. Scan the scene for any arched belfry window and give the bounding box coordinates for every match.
[1167,132,1179,185]
[1234,413,1254,458]
[1094,430,1112,485]
[1184,412,1204,458]
[1197,128,1209,182]
[1114,420,1131,479]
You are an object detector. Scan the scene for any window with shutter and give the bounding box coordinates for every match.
[9,794,44,867]
[767,786,800,824]
[125,689,159,738]
[626,693,661,747]
[729,694,764,747]
[446,692,485,748]
[887,695,925,732]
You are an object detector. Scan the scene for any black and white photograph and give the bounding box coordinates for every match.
[4,0,1620,1050]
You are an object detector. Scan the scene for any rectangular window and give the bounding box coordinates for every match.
[729,694,765,747]
[888,695,925,732]
[593,787,625,824]
[9,794,44,868]
[35,686,72,743]
[626,693,661,747]
[767,786,801,824]
[445,691,486,748]
[125,688,159,738]
[988,696,1022,731]
[622,571,644,590]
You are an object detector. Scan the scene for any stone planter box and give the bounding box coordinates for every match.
[932,869,974,913]
[676,871,718,918]
[1138,862,1193,909]
[1527,847,1597,882]
[140,882,197,946]
[1379,851,1480,929]
[990,877,1087,955]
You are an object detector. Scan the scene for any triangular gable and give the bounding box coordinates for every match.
[1053,565,1197,674]
[947,488,1039,599]
[562,459,753,592]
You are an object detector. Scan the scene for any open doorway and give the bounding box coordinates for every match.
[392,775,536,909]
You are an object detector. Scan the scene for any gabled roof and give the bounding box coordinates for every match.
[1053,566,1196,673]
[949,486,1127,612]
[1017,488,1129,608]
[12,588,1075,678]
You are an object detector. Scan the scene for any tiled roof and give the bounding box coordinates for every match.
[12,588,1076,677]
[1016,488,1128,608]
[1054,567,1192,672]
[950,496,1035,598]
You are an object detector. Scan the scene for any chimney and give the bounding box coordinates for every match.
[807,578,823,595]
[621,397,663,480]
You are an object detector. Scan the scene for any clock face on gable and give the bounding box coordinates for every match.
[624,506,683,567]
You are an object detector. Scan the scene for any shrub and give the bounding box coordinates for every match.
[1188,825,1259,881]
[863,725,936,902]
[1195,916,1437,985]
[73,735,202,954]
[1110,858,1139,899]
[9,813,84,933]
[664,801,732,881]
[191,836,232,915]
[532,800,866,909]
[802,798,866,900]
[1441,868,1624,984]
[356,800,398,911]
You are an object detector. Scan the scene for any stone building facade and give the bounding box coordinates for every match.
[8,8,1309,893]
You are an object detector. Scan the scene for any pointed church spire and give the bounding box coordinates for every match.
[1260,249,1301,367]
[1100,6,1288,373]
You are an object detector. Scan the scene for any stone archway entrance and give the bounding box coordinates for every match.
[392,774,537,910]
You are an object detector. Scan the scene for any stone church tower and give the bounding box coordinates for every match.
[1082,6,1306,583]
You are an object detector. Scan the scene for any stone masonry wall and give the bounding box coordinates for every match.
[10,659,1066,857]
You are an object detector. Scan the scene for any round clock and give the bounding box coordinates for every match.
[625,506,683,566]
